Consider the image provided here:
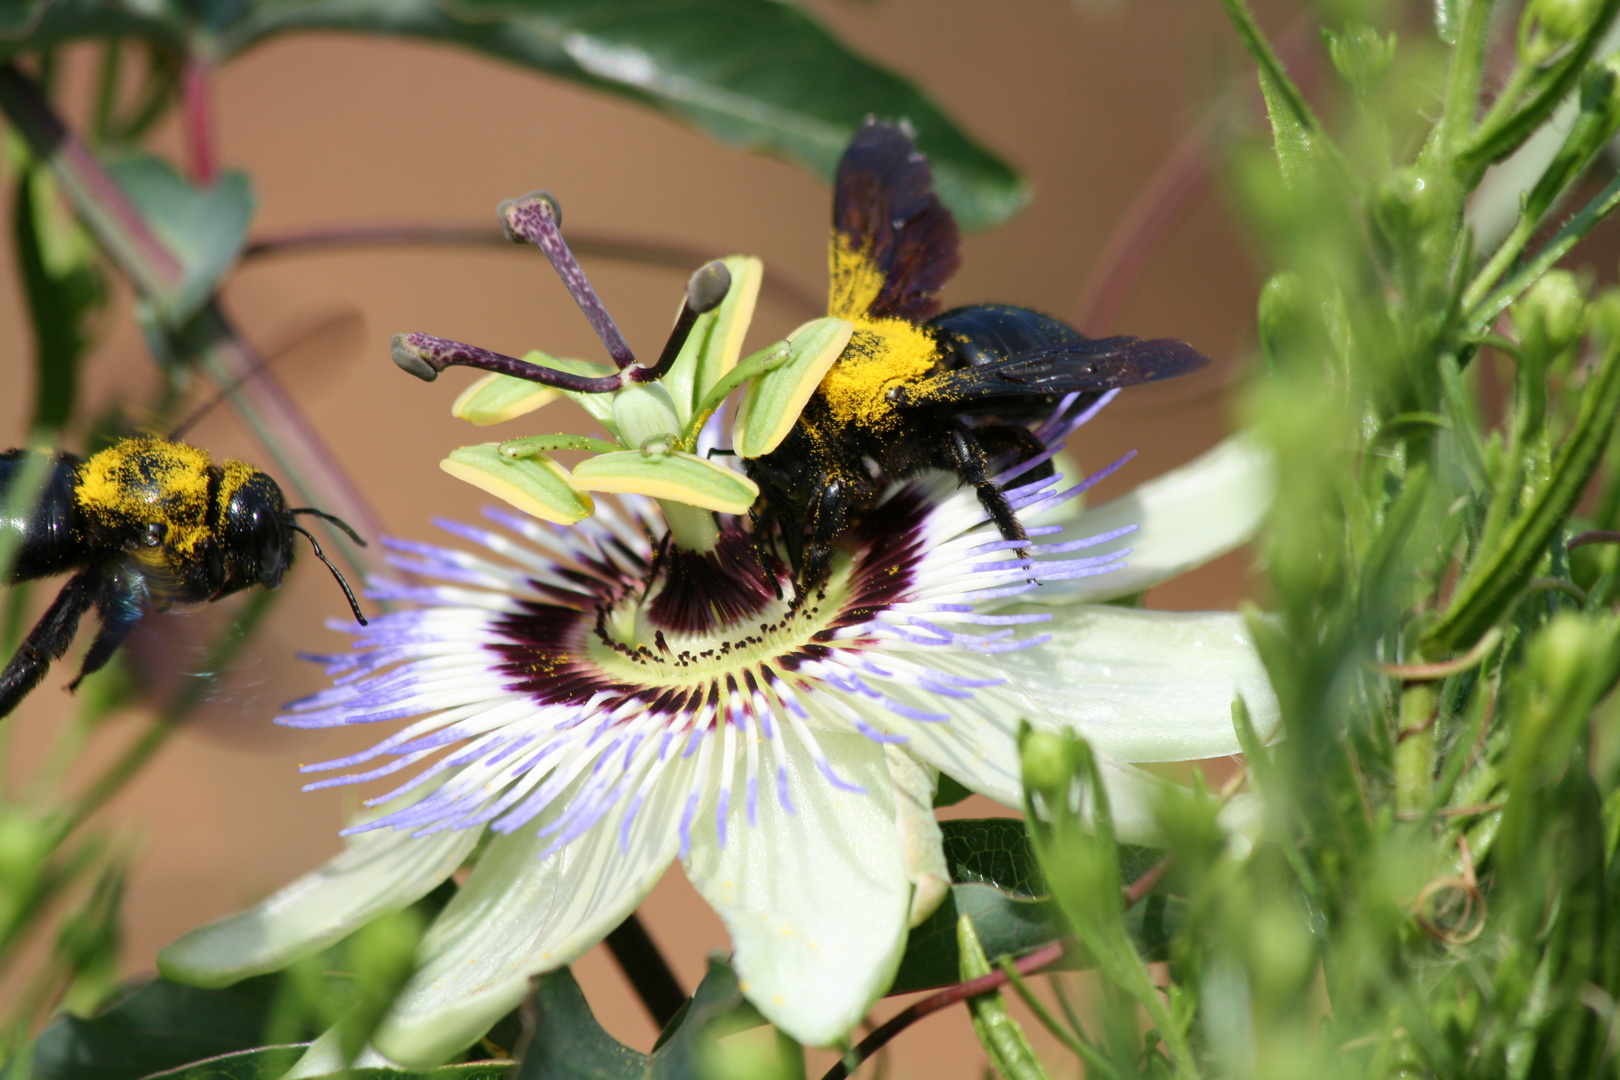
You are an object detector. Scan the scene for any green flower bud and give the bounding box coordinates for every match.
[1325,23,1396,98]
[1257,271,1311,374]
[1370,167,1440,246]
[1521,0,1600,62]
[1513,270,1587,358]
[1019,727,1072,798]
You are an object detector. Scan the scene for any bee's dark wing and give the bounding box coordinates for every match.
[914,336,1210,405]
[829,119,960,325]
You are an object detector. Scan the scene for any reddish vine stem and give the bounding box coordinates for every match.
[1071,18,1316,338]
[181,57,216,186]
[819,940,1068,1080]
[242,221,825,320]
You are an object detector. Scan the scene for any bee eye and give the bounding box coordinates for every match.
[142,522,165,548]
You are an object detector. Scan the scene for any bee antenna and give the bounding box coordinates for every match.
[288,523,369,626]
[168,310,362,441]
[288,507,368,547]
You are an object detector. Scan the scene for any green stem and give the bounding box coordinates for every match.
[1215,0,1323,141]
[1469,169,1620,333]
[998,959,1116,1076]
[1438,0,1495,163]
[1426,300,1620,652]
[1395,680,1440,814]
[658,499,719,553]
[90,41,122,147]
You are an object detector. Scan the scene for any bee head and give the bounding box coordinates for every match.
[218,466,296,592]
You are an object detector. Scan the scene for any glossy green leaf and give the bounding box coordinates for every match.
[732,317,853,458]
[663,255,762,426]
[139,1046,308,1080]
[890,819,1174,994]
[103,155,253,327]
[24,976,283,1080]
[452,372,562,427]
[5,1,1026,230]
[571,450,757,514]
[441,443,595,524]
[518,957,759,1080]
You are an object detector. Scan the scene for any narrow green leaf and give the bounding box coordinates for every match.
[1426,297,1620,652]
[13,163,105,431]
[1217,0,1324,185]
[441,443,595,525]
[957,916,1051,1080]
[571,450,757,514]
[733,317,853,458]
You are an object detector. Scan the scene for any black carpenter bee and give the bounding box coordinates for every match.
[0,437,367,719]
[743,119,1211,583]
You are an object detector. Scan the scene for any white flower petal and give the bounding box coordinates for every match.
[684,731,910,1047]
[156,817,479,988]
[885,746,950,928]
[370,757,694,1067]
[1094,755,1259,847]
[990,606,1276,763]
[1028,435,1272,605]
[285,1025,403,1079]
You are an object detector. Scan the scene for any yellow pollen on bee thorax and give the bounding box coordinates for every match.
[76,438,216,556]
[821,231,940,431]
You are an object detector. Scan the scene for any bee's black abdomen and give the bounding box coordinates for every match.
[929,304,1084,370]
[1,450,85,584]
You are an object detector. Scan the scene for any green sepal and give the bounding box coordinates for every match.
[662,255,763,426]
[571,451,759,515]
[732,317,854,458]
[451,372,562,427]
[440,443,595,525]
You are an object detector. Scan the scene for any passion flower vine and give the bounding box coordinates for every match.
[158,127,1277,1067]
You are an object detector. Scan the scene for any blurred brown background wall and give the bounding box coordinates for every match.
[0,0,1260,1074]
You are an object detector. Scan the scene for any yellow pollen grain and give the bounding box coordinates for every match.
[820,231,938,431]
[76,438,215,555]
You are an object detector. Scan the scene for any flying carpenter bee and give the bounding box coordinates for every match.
[0,436,368,720]
[742,119,1211,583]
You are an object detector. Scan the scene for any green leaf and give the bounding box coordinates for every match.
[956,916,1050,1080]
[1426,295,1620,653]
[14,163,106,431]
[890,819,1174,994]
[441,442,596,524]
[518,957,759,1080]
[22,976,283,1080]
[1217,0,1324,186]
[144,1046,513,1080]
[571,450,758,514]
[103,155,253,327]
[221,0,1024,228]
[138,1046,308,1080]
[732,317,853,458]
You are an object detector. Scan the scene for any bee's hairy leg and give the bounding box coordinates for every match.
[69,567,147,690]
[975,422,1053,484]
[946,426,1034,563]
[800,480,851,592]
[0,570,99,719]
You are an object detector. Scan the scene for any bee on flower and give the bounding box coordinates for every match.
[160,120,1275,1066]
